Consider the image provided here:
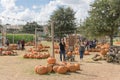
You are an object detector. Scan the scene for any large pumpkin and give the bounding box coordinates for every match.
[67,51,72,57]
[84,51,89,55]
[74,63,80,70]
[66,63,77,72]
[23,54,29,58]
[53,65,59,73]
[46,64,53,73]
[100,49,107,56]
[37,65,47,75]
[47,57,56,64]
[34,65,41,73]
[6,51,11,55]
[57,66,68,74]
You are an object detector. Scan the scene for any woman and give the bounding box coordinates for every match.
[59,39,66,61]
[79,42,85,61]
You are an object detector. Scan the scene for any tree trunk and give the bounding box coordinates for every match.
[109,35,113,46]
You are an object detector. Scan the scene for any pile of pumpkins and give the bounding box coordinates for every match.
[66,50,90,57]
[8,44,17,50]
[34,57,80,75]
[23,49,50,59]
[35,44,50,52]
[54,44,59,54]
[2,51,17,56]
[25,41,35,46]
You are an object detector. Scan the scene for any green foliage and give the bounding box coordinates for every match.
[22,21,43,34]
[6,34,34,43]
[0,24,3,28]
[48,7,76,38]
[78,0,120,45]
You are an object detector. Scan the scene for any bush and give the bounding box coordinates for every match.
[6,34,34,43]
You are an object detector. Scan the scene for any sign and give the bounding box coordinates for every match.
[69,35,75,46]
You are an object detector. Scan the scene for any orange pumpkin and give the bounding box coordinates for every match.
[100,49,107,56]
[53,65,59,73]
[46,64,53,73]
[74,63,80,70]
[0,48,3,51]
[57,66,68,74]
[66,63,77,72]
[84,51,89,55]
[67,51,72,57]
[104,49,109,52]
[37,65,47,75]
[47,57,56,64]
[6,51,11,55]
[23,54,29,58]
[34,65,41,73]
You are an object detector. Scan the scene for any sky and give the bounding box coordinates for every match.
[0,0,94,25]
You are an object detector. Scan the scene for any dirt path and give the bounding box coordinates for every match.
[0,47,120,80]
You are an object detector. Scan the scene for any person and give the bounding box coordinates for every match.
[93,39,97,48]
[21,39,25,50]
[17,40,21,50]
[85,40,89,50]
[79,42,85,61]
[59,38,66,61]
[5,39,10,47]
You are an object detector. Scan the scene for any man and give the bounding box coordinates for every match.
[5,39,10,47]
[59,38,66,61]
[21,39,25,50]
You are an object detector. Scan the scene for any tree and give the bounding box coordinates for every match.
[0,24,3,29]
[48,7,76,38]
[22,22,43,34]
[79,0,120,45]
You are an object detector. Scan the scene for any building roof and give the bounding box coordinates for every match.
[3,25,23,29]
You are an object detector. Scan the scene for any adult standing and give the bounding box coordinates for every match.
[59,38,66,61]
[21,39,25,50]
[17,40,21,50]
[5,38,10,47]
[79,42,85,61]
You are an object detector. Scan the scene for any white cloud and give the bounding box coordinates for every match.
[32,5,38,9]
[0,0,17,10]
[35,1,59,24]
[0,0,94,25]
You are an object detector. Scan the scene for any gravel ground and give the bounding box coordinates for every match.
[0,46,120,80]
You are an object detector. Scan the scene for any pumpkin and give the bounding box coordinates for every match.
[37,65,47,75]
[36,55,42,59]
[100,49,107,56]
[67,51,72,57]
[74,63,80,70]
[47,57,56,64]
[46,64,53,73]
[57,66,68,74]
[23,54,29,58]
[32,51,38,55]
[28,48,32,52]
[59,61,67,66]
[6,51,11,55]
[53,65,59,73]
[84,51,89,55]
[66,63,77,72]
[34,65,41,73]
[45,53,50,58]
[0,48,3,51]
[104,49,109,52]
[29,54,34,58]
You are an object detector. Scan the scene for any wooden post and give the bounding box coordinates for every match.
[75,30,77,44]
[51,21,55,58]
[35,28,37,49]
[13,31,14,43]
